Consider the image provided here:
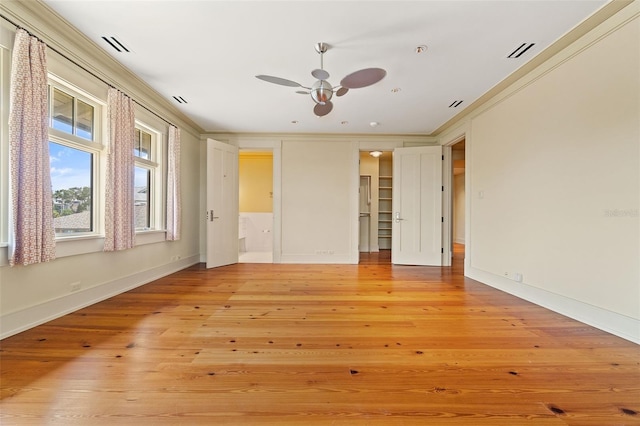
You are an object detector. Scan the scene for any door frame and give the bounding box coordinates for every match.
[356,140,452,265]
[441,132,467,268]
[237,138,282,263]
[355,142,403,262]
[391,145,443,266]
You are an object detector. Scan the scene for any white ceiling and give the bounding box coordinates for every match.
[42,0,608,135]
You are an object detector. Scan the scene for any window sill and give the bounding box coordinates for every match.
[0,230,168,267]
[56,235,105,258]
[135,229,167,246]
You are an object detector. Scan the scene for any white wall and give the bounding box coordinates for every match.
[457,4,639,343]
[281,139,359,263]
[203,135,432,265]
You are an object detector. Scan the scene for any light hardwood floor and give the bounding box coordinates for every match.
[1,246,638,425]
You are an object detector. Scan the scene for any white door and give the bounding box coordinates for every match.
[392,146,442,266]
[206,138,239,268]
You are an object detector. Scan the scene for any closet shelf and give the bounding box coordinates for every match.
[378,161,393,250]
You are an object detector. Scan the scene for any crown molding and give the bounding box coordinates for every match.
[432,0,635,137]
[203,132,438,145]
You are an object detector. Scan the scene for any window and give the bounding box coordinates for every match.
[50,142,93,233]
[48,81,102,237]
[52,87,94,140]
[133,126,160,231]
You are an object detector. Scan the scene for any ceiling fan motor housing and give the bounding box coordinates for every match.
[311,80,333,105]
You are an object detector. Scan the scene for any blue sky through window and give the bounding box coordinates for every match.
[50,142,149,189]
[49,142,91,191]
[135,167,149,188]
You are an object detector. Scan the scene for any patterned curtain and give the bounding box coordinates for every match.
[166,125,181,241]
[9,29,55,266]
[104,88,135,251]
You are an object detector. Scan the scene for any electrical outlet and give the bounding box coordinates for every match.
[514,273,523,283]
[70,282,81,292]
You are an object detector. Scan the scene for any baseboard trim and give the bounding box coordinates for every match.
[467,267,639,344]
[0,255,200,340]
[280,253,354,264]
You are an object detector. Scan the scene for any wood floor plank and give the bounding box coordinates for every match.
[1,247,639,425]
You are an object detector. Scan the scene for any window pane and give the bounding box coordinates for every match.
[134,129,151,160]
[134,166,151,229]
[134,128,141,157]
[76,99,94,140]
[50,142,93,234]
[52,88,74,134]
[140,131,151,160]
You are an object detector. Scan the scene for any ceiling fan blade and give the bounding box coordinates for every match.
[311,69,330,80]
[340,68,386,89]
[313,101,333,117]
[255,75,302,87]
[336,87,349,97]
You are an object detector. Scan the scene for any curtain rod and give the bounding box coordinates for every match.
[0,13,177,129]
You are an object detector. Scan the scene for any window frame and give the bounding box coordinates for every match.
[47,76,105,241]
[133,121,163,233]
[0,45,10,265]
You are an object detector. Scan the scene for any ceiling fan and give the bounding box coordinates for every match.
[256,42,386,117]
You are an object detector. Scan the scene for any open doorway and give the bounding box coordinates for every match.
[359,150,392,263]
[238,150,273,263]
[451,139,465,261]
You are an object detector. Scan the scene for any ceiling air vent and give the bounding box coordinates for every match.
[101,36,129,53]
[449,100,463,108]
[173,96,188,104]
[508,43,535,59]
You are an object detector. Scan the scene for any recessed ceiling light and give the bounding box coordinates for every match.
[370,121,380,127]
[415,45,428,54]
[341,121,349,125]
[291,120,298,124]
[391,87,401,93]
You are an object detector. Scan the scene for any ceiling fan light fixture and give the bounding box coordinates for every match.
[310,80,333,104]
